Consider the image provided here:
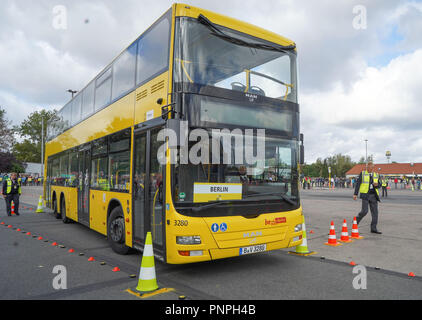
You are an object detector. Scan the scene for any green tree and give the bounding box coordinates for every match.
[12,139,40,163]
[0,107,15,153]
[13,109,58,163]
[303,154,356,178]
[0,108,25,172]
[0,152,25,172]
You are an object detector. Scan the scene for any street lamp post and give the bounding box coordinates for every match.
[67,89,77,99]
[364,139,368,167]
[41,118,44,177]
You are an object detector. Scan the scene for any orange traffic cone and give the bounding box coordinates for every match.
[325,221,342,246]
[339,219,354,243]
[351,217,364,239]
[11,201,15,215]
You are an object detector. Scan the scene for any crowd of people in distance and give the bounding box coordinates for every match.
[0,173,43,186]
[301,176,422,190]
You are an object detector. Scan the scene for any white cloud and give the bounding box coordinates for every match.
[302,49,422,163]
[0,0,421,164]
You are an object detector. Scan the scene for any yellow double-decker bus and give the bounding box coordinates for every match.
[45,3,305,264]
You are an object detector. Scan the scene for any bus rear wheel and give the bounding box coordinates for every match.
[61,197,71,224]
[53,197,61,220]
[108,207,131,255]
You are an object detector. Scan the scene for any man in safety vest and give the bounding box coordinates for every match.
[98,171,111,191]
[353,161,382,234]
[2,173,21,216]
[381,176,388,198]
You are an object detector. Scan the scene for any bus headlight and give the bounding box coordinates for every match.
[176,236,202,245]
[294,224,303,233]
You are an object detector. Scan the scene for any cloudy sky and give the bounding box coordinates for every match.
[1,0,421,164]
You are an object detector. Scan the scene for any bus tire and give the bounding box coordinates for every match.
[61,197,71,224]
[53,197,61,219]
[108,207,131,255]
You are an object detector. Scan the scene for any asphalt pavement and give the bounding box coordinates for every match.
[0,187,421,300]
[301,187,422,276]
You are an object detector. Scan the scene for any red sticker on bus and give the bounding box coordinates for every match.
[265,217,286,226]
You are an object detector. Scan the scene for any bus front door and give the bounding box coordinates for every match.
[78,148,91,225]
[133,126,165,256]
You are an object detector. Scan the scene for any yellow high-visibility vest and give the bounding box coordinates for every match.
[6,179,22,195]
[359,171,379,196]
[98,179,110,191]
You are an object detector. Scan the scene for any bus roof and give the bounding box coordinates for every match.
[174,3,296,49]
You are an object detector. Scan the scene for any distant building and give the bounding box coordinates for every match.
[24,163,42,176]
[346,163,422,178]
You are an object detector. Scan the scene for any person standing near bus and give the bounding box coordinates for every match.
[2,173,21,216]
[353,161,382,234]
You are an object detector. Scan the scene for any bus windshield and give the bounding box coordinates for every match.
[173,132,300,214]
[174,16,298,103]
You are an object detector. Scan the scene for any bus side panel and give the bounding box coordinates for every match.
[89,190,109,235]
[46,92,136,155]
[89,190,132,244]
[121,193,133,248]
[66,188,78,221]
[134,72,169,125]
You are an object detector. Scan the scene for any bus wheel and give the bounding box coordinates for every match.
[61,198,71,224]
[108,207,130,255]
[53,197,61,219]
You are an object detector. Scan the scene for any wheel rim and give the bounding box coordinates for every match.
[110,217,125,243]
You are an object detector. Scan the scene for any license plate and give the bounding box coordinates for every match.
[239,244,267,255]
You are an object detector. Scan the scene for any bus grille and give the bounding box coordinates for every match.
[136,89,148,101]
[151,80,165,94]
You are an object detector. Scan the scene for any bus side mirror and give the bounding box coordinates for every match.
[300,134,305,165]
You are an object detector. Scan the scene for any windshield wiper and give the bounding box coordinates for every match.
[197,14,296,52]
[244,192,297,206]
[188,192,297,213]
[190,199,245,213]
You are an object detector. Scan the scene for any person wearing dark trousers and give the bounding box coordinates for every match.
[381,177,388,198]
[353,162,382,234]
[2,173,21,216]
